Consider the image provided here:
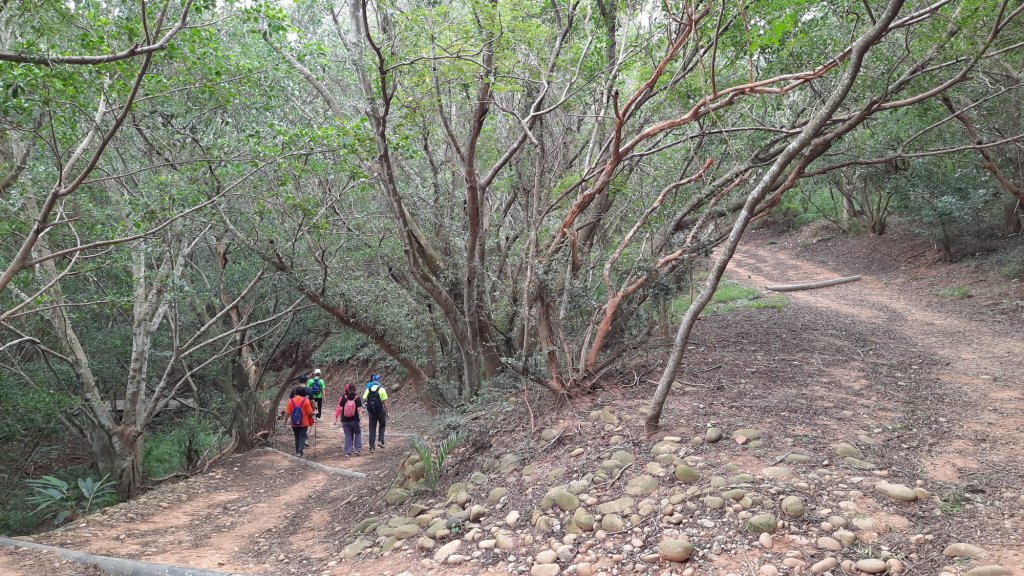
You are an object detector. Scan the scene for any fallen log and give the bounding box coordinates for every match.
[765,275,862,292]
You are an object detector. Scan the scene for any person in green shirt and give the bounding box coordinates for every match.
[306,368,326,419]
[363,374,389,452]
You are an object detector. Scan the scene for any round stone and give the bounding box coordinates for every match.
[531,564,561,576]
[810,557,838,574]
[816,537,843,551]
[704,496,725,509]
[536,550,558,564]
[874,482,917,502]
[651,440,682,456]
[544,487,580,512]
[943,543,988,559]
[855,559,887,574]
[625,475,659,496]
[964,567,1014,576]
[658,539,694,562]
[733,428,762,443]
[780,496,805,518]
[745,513,777,534]
[827,515,848,528]
[674,465,700,483]
[833,443,861,458]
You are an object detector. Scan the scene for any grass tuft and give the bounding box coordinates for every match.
[672,279,788,316]
[936,287,971,299]
[997,265,1024,279]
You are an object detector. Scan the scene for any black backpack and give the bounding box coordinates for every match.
[366,385,384,415]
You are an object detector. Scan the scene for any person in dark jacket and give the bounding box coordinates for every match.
[334,383,363,458]
[362,374,389,452]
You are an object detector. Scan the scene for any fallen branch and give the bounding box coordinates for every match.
[765,275,862,292]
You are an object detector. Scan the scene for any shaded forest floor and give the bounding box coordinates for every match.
[3,226,1022,576]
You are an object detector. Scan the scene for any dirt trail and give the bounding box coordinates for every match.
[6,232,1023,576]
[17,419,412,575]
[726,235,1024,570]
[729,241,1024,484]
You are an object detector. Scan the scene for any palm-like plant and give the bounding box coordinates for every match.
[25,474,117,525]
[410,432,463,488]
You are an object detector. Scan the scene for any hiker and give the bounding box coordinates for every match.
[363,374,389,452]
[286,386,316,457]
[364,372,382,390]
[307,368,326,419]
[333,383,363,458]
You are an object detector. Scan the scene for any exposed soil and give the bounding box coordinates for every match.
[4,227,1022,576]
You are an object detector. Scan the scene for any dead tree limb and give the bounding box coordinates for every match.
[765,276,862,292]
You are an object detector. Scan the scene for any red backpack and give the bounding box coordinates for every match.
[341,396,357,418]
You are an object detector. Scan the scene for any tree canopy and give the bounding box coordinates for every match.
[2,0,1022,497]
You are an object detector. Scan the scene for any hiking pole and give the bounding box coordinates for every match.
[312,420,317,461]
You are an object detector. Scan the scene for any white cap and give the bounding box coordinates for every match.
[314,369,321,375]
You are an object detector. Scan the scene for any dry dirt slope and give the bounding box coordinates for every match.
[2,231,1023,576]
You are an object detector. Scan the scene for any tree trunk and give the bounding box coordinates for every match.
[89,425,144,499]
[260,367,304,436]
[645,0,905,434]
[1002,199,1023,235]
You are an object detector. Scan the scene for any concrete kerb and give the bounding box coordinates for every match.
[257,448,367,478]
[0,536,247,576]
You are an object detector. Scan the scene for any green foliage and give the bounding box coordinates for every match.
[936,287,972,299]
[0,503,45,536]
[25,474,117,525]
[142,415,220,479]
[672,280,787,316]
[936,487,979,515]
[313,332,376,366]
[409,432,463,488]
[998,265,1024,279]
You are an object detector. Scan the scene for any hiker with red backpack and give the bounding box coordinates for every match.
[333,384,363,458]
[286,386,316,458]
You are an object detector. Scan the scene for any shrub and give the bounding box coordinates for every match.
[409,432,463,488]
[142,414,219,478]
[25,474,117,525]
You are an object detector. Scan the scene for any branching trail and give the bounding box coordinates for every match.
[729,241,1024,481]
[6,233,1023,576]
[728,235,1024,569]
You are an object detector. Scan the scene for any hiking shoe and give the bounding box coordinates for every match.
[355,451,362,456]
[298,451,304,458]
[344,454,351,459]
[369,447,375,453]
[378,442,385,449]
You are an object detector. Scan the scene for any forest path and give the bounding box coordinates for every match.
[10,418,417,576]
[5,231,1024,576]
[725,233,1024,570]
[728,239,1024,485]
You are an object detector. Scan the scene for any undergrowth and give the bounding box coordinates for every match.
[143,415,220,479]
[672,279,788,316]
